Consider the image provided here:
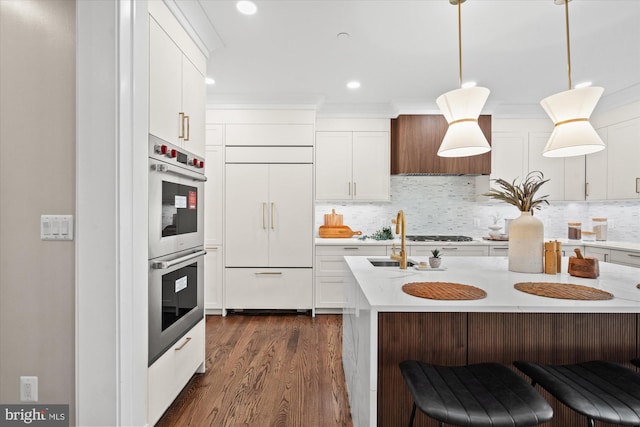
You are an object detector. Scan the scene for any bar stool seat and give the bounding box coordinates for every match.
[399,360,553,427]
[632,358,640,368]
[514,360,640,426]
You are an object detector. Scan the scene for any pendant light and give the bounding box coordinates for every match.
[541,0,605,158]
[436,0,491,158]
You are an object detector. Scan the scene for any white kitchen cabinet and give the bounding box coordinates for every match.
[315,245,389,311]
[609,249,640,267]
[149,13,205,155]
[606,118,640,199]
[148,319,205,426]
[584,246,609,262]
[225,163,313,267]
[225,124,313,146]
[225,268,312,310]
[410,245,489,257]
[489,245,509,257]
[585,128,608,200]
[204,246,223,313]
[561,244,584,258]
[315,131,390,201]
[204,145,223,246]
[206,124,224,146]
[490,132,528,183]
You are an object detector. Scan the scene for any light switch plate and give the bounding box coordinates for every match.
[41,215,74,241]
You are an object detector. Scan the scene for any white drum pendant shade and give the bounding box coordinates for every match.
[436,86,491,157]
[541,87,605,158]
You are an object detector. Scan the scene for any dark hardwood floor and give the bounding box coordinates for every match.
[156,313,353,427]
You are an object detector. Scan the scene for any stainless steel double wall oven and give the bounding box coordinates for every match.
[148,135,206,365]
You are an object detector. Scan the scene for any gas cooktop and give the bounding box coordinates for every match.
[406,235,474,242]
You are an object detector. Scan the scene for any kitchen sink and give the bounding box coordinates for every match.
[368,258,416,267]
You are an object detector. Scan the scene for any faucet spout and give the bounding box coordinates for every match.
[390,210,407,269]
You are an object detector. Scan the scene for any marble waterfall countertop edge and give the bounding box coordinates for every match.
[316,237,640,251]
[344,256,640,313]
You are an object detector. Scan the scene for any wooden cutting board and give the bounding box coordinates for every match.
[319,225,362,238]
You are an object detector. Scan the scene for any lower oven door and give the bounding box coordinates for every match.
[148,247,205,365]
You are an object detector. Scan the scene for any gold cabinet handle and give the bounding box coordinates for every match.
[179,112,185,139]
[262,203,267,229]
[174,336,191,351]
[271,202,275,229]
[636,178,640,194]
[353,182,357,197]
[348,182,351,196]
[255,272,283,275]
[585,182,589,197]
[184,115,190,141]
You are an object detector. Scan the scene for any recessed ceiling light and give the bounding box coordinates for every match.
[575,81,592,89]
[337,32,350,40]
[236,1,257,15]
[461,81,477,88]
[347,81,361,89]
[205,78,215,85]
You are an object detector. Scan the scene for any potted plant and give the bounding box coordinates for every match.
[429,249,442,269]
[483,171,550,273]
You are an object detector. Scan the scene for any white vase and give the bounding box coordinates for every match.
[508,211,544,273]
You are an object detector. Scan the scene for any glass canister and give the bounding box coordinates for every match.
[582,231,596,242]
[568,222,582,240]
[592,218,608,241]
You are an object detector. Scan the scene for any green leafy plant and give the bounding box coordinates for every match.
[370,226,394,240]
[430,249,441,259]
[483,171,550,212]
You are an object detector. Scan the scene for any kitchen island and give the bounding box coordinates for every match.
[342,256,640,427]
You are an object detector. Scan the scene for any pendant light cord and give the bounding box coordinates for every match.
[565,0,572,90]
[458,0,463,87]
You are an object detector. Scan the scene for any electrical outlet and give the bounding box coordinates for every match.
[20,376,38,402]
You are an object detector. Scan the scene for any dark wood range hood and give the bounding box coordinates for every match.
[390,114,492,175]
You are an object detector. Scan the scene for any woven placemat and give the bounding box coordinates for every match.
[402,282,487,300]
[514,282,613,300]
[637,283,640,290]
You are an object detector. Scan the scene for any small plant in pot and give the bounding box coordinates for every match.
[429,249,442,269]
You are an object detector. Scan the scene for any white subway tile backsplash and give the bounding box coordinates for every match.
[316,176,640,242]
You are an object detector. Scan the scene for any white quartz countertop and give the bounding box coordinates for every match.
[316,237,640,251]
[344,256,640,313]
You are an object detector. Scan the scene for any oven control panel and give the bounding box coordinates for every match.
[148,135,205,172]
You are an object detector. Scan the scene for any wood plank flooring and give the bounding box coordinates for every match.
[156,314,353,427]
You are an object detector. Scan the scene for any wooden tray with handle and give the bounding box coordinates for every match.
[568,248,599,278]
[318,225,362,238]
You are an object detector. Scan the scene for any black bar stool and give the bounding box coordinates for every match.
[632,358,640,368]
[399,360,553,427]
[514,360,640,427]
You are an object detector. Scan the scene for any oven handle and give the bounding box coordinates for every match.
[151,250,207,270]
[150,163,207,182]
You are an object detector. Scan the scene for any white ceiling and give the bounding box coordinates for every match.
[174,0,640,118]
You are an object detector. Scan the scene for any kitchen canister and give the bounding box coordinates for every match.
[582,231,597,242]
[568,222,582,240]
[592,218,608,241]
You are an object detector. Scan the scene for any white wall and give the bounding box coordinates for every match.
[0,0,76,420]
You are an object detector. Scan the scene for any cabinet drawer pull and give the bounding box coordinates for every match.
[271,202,275,229]
[179,112,185,139]
[255,272,283,275]
[348,182,351,196]
[353,182,357,197]
[262,203,267,229]
[627,253,640,258]
[175,337,191,351]
[585,182,589,197]
[343,247,360,250]
[184,115,190,141]
[494,247,508,251]
[636,178,640,194]
[441,247,458,250]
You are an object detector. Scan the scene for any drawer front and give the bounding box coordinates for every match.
[609,249,640,267]
[315,276,345,308]
[315,245,388,256]
[489,246,509,256]
[148,319,205,425]
[225,268,312,309]
[411,245,489,257]
[584,246,609,261]
[316,255,347,276]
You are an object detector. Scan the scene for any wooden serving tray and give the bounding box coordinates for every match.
[402,282,487,300]
[318,225,362,238]
[514,282,613,300]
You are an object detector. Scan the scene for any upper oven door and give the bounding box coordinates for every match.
[149,157,206,259]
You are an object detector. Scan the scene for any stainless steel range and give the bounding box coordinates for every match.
[406,235,474,242]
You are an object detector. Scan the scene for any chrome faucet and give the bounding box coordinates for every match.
[390,210,407,269]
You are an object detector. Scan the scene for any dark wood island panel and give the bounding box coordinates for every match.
[378,312,639,427]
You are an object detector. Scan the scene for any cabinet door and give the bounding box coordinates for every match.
[269,164,313,267]
[352,132,390,201]
[204,246,222,310]
[528,133,566,200]
[225,164,269,266]
[149,18,182,146]
[584,246,609,262]
[490,132,528,183]
[315,132,352,200]
[585,128,608,200]
[182,56,206,156]
[204,145,223,246]
[607,118,640,199]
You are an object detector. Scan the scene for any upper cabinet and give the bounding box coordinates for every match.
[315,131,390,201]
[585,128,608,200]
[149,2,206,156]
[390,115,492,175]
[606,118,640,199]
